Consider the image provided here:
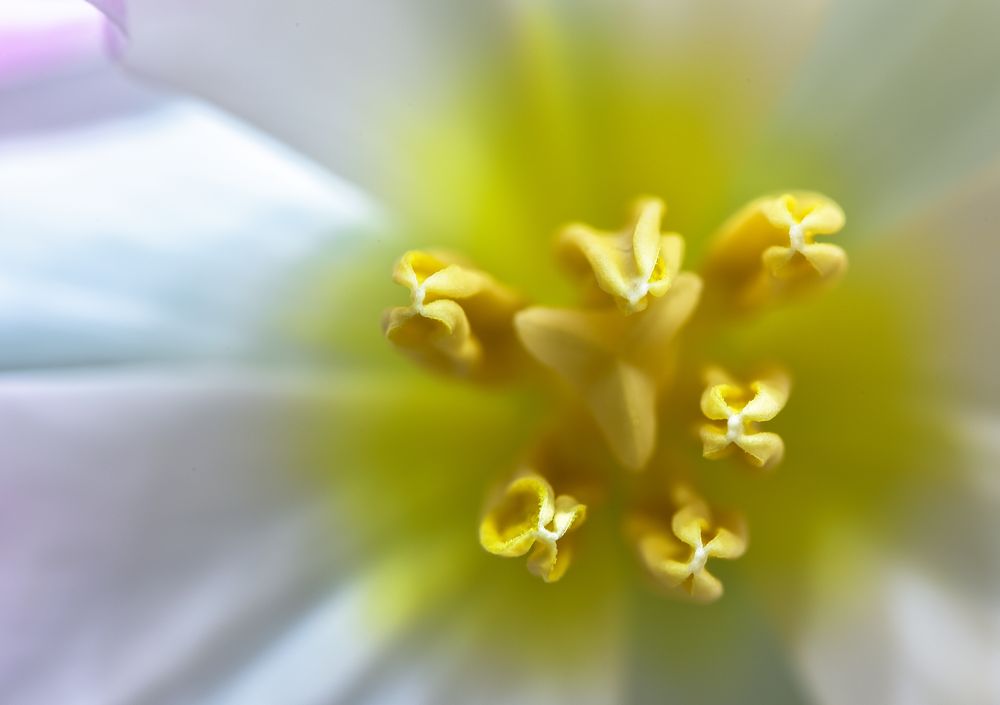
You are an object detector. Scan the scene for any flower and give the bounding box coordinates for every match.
[7,0,1000,703]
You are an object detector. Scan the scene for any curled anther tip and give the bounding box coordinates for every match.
[761,193,847,282]
[479,472,587,583]
[702,191,847,313]
[627,486,747,603]
[556,196,686,313]
[382,250,524,380]
[699,367,790,470]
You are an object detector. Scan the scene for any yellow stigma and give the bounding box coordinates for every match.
[702,192,847,312]
[381,192,847,601]
[381,250,523,379]
[557,197,685,313]
[699,367,790,469]
[628,486,747,603]
[479,472,587,583]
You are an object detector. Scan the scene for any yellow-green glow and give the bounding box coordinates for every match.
[282,7,959,662]
[373,188,848,594]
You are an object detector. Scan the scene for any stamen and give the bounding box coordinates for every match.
[557,197,685,313]
[479,472,587,583]
[627,486,747,603]
[701,191,847,312]
[762,194,847,280]
[699,366,790,469]
[382,250,524,379]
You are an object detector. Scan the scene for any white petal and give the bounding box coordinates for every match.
[872,160,1000,406]
[0,370,346,703]
[0,65,378,369]
[756,0,1000,232]
[226,577,625,705]
[209,536,474,705]
[795,412,1000,705]
[104,0,830,197]
[110,0,497,191]
[0,369,626,705]
[0,0,111,87]
[796,560,1000,705]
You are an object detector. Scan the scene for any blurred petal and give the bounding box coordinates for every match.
[0,369,347,703]
[0,0,111,88]
[793,404,1000,705]
[86,0,126,35]
[747,0,1000,232]
[894,159,1000,407]
[0,66,377,369]
[0,368,623,704]
[102,0,828,201]
[796,559,999,705]
[106,0,499,192]
[227,574,625,705]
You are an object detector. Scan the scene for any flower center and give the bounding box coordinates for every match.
[383,192,847,602]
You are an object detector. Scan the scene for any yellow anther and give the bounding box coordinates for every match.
[514,273,702,470]
[557,197,685,313]
[702,192,846,311]
[479,472,587,583]
[382,250,523,378]
[699,367,790,469]
[628,486,747,603]
[760,193,847,280]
